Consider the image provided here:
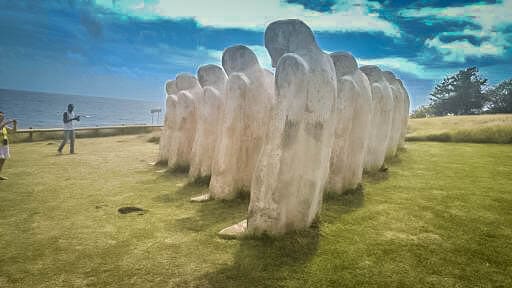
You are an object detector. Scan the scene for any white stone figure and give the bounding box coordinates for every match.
[208,45,274,200]
[327,52,372,193]
[398,79,410,148]
[360,65,394,171]
[171,73,202,169]
[165,94,179,167]
[164,80,180,167]
[158,80,177,163]
[231,19,337,236]
[383,71,404,158]
[189,65,227,179]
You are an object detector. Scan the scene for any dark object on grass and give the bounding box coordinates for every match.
[192,175,211,186]
[118,206,145,214]
[170,164,190,174]
[147,135,160,144]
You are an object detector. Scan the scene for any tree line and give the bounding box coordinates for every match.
[411,67,512,118]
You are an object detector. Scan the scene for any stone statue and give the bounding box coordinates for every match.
[361,65,394,171]
[397,79,410,148]
[189,65,227,180]
[224,19,337,236]
[208,45,274,200]
[383,71,404,158]
[171,73,202,170]
[327,52,372,193]
[165,94,179,168]
[158,80,177,163]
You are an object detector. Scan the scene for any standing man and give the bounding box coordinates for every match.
[58,104,80,154]
[0,111,17,180]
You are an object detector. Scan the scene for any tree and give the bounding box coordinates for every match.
[410,105,433,118]
[429,67,488,116]
[486,79,512,113]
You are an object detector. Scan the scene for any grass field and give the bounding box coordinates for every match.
[1,135,511,287]
[407,114,512,144]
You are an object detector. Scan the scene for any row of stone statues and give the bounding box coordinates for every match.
[158,19,410,236]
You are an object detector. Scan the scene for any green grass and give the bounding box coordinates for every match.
[407,114,512,143]
[1,135,511,287]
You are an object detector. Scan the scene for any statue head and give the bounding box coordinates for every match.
[165,80,177,96]
[360,65,384,83]
[176,73,200,91]
[330,52,358,77]
[382,71,398,85]
[197,64,227,91]
[265,19,318,67]
[222,45,260,75]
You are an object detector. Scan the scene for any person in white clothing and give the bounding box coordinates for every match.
[0,111,17,180]
[58,104,80,154]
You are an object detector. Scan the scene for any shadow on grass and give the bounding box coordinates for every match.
[321,186,365,227]
[178,188,364,287]
[324,185,364,208]
[169,164,190,174]
[150,174,208,203]
[174,197,249,233]
[191,174,211,186]
[363,169,389,184]
[196,227,320,288]
[150,158,369,287]
[147,135,160,144]
[361,151,407,185]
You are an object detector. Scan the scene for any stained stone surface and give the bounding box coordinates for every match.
[327,52,372,193]
[361,65,394,171]
[244,19,337,235]
[172,73,202,169]
[158,80,178,163]
[189,64,227,179]
[208,45,274,200]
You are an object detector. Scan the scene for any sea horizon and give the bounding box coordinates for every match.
[0,88,164,129]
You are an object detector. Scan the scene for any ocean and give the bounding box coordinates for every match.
[0,89,164,129]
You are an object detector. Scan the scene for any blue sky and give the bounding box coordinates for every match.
[1,0,511,108]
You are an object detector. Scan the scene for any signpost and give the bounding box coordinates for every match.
[150,108,162,124]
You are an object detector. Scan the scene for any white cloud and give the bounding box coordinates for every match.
[425,36,505,63]
[96,0,401,37]
[399,0,512,31]
[399,0,512,61]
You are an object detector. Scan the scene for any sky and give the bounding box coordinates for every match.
[0,0,511,108]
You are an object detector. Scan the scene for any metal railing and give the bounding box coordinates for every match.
[14,124,163,142]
